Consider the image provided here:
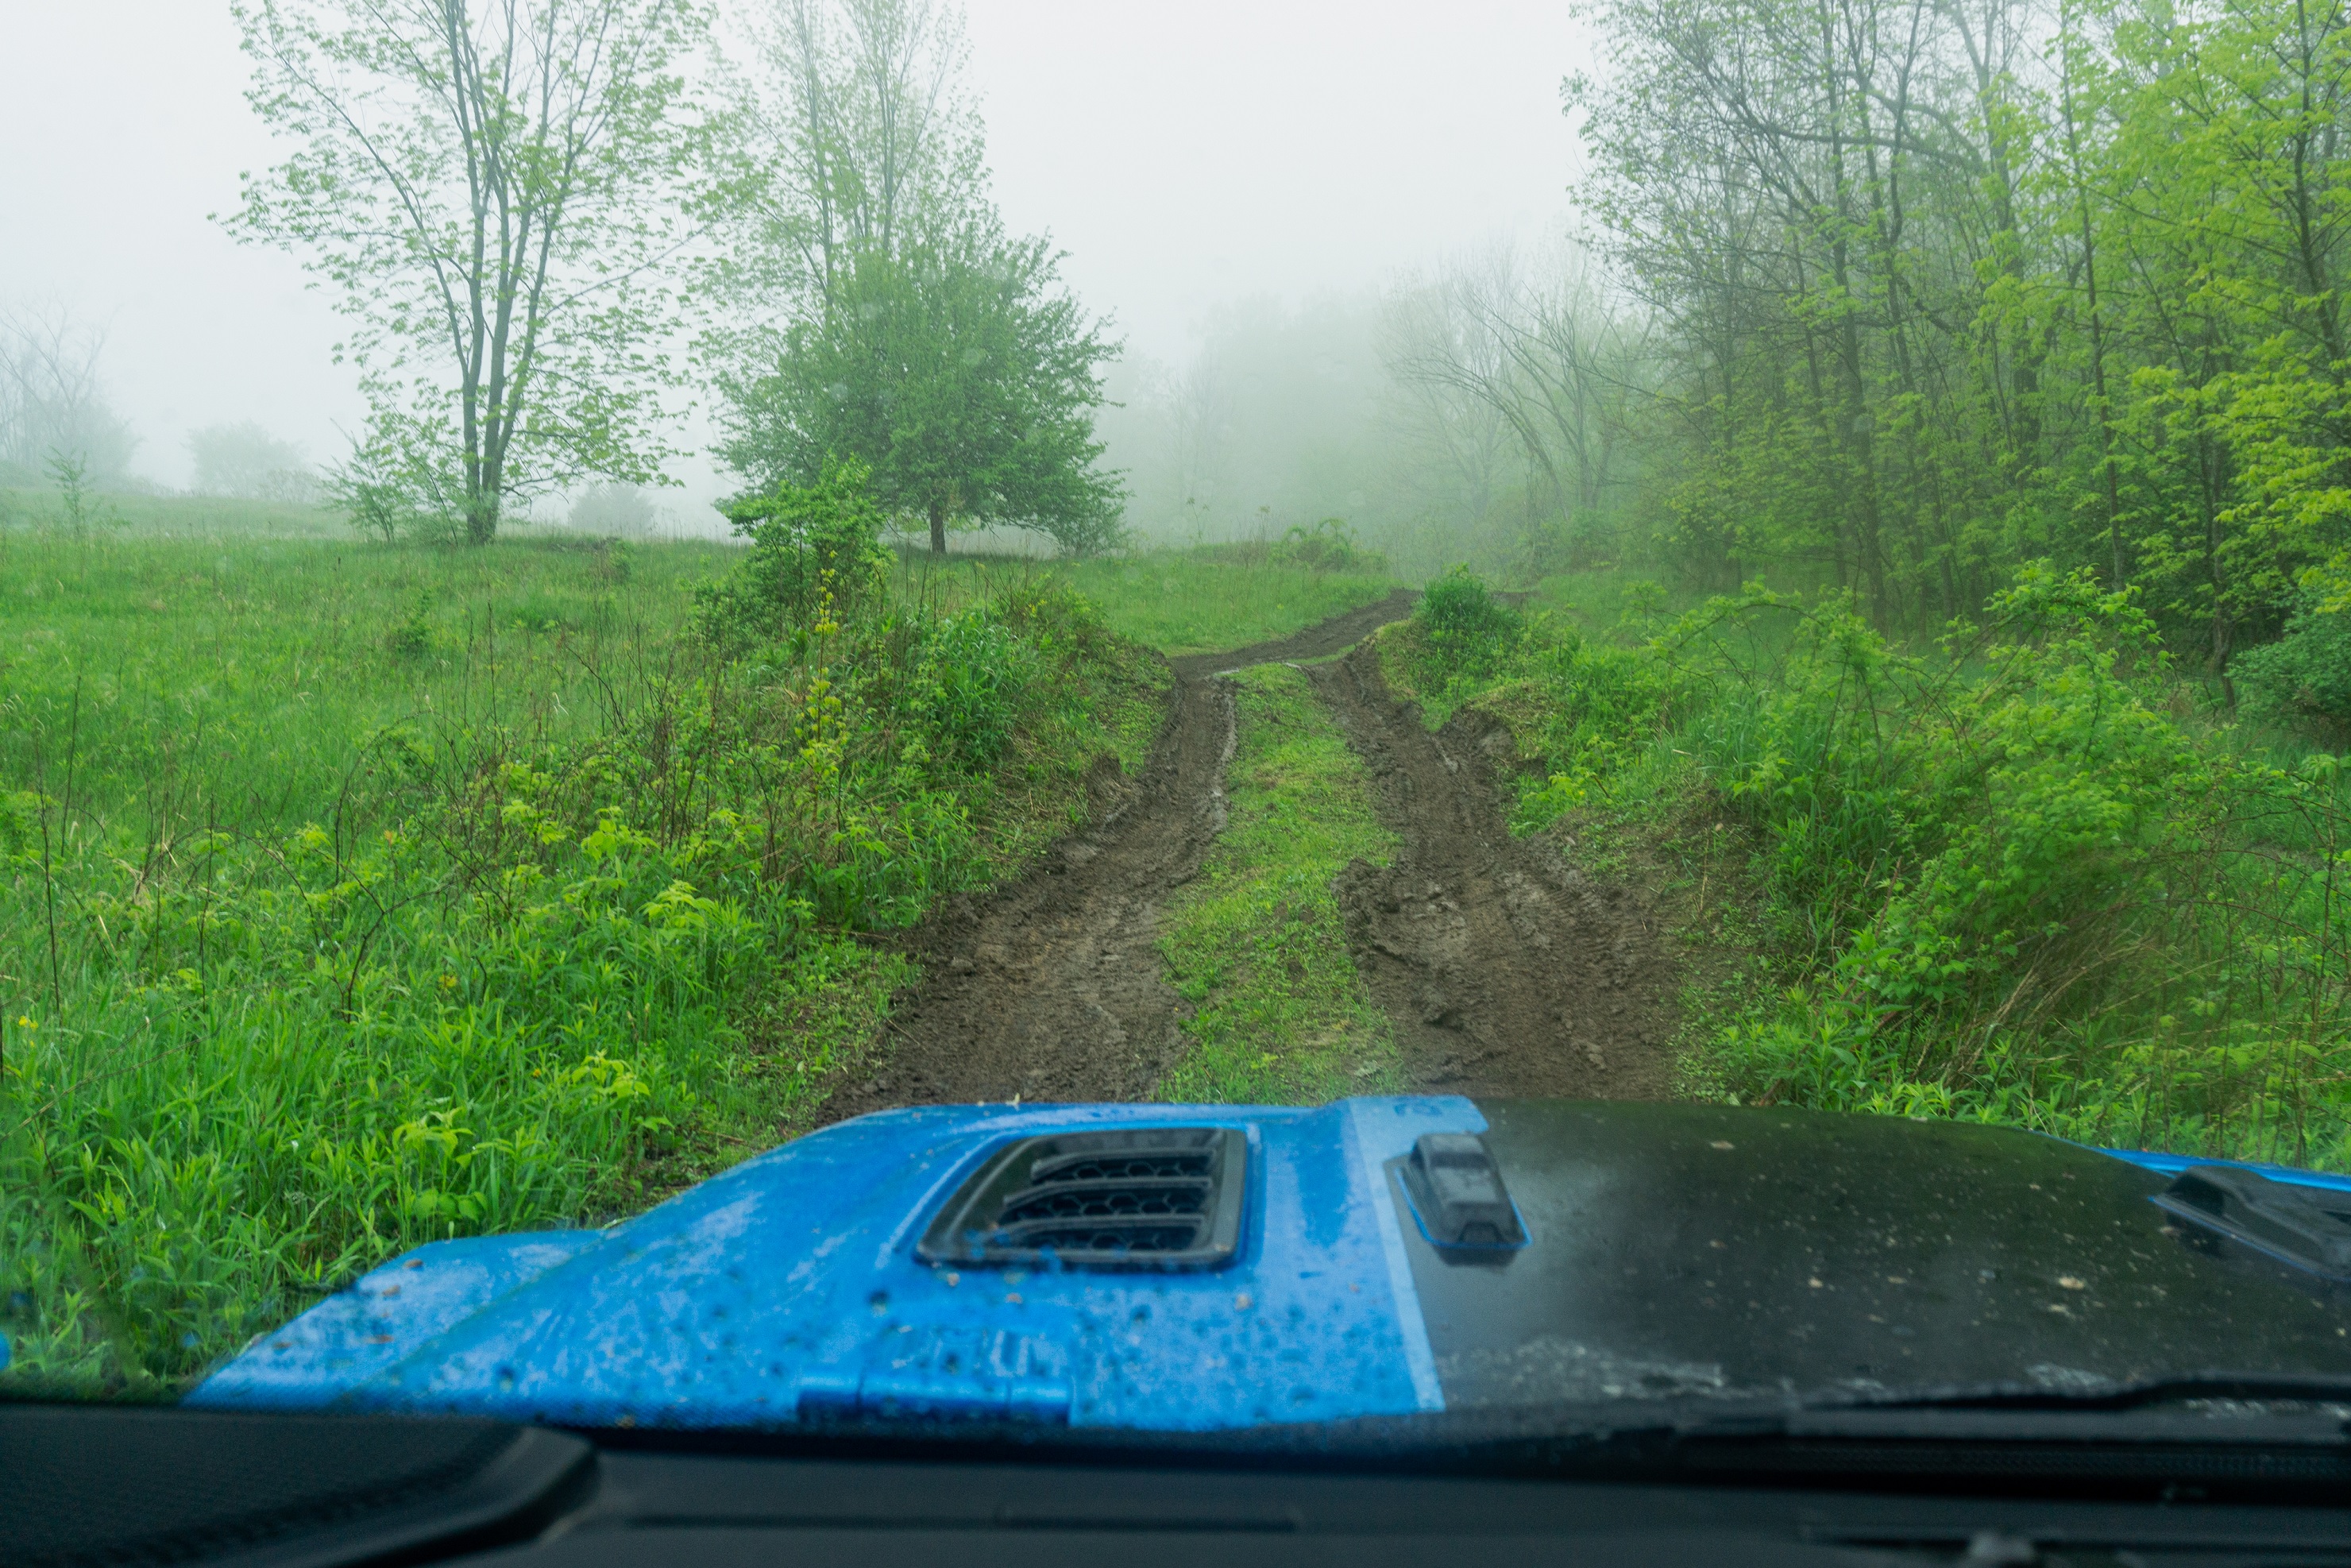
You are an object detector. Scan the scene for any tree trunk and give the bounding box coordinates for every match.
[928,500,947,555]
[467,484,499,546]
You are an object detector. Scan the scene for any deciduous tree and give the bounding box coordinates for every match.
[228,0,712,543]
[711,0,1121,554]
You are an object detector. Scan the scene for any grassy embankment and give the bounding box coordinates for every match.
[0,492,1398,1395]
[1382,566,2351,1168]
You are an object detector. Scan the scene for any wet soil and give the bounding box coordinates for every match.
[819,590,1676,1122]
[1310,643,1677,1099]
[1165,589,1419,678]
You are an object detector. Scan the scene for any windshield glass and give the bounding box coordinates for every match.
[2,0,2348,1449]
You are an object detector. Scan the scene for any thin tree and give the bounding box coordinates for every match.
[228,0,712,543]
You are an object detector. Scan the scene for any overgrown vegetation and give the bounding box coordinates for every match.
[1567,0,2351,670]
[0,477,1161,1394]
[1388,567,2351,1167]
[893,548,1400,657]
[1157,664,1404,1103]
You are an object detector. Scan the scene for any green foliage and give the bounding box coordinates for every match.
[1410,566,1523,691]
[1401,563,2351,1167]
[1567,0,2351,694]
[1268,517,1386,574]
[2237,608,2351,736]
[697,459,894,647]
[386,590,438,658]
[1157,664,1403,1103]
[0,523,1162,1392]
[44,452,124,540]
[718,223,1125,558]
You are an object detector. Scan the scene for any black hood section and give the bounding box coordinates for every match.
[1408,1102,2351,1407]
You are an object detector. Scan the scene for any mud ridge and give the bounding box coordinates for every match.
[818,596,1415,1122]
[1310,642,1677,1099]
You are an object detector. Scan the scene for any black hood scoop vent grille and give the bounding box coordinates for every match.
[917,1128,1248,1270]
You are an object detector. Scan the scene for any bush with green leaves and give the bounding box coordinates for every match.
[1270,517,1388,575]
[696,458,895,648]
[1408,566,1523,696]
[2237,606,2351,739]
[0,500,1160,1393]
[1396,562,2351,1167]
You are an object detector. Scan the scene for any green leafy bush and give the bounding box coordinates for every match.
[696,457,894,647]
[2237,606,2351,738]
[0,492,1161,1392]
[1411,566,1523,688]
[1392,561,2351,1168]
[1270,517,1388,575]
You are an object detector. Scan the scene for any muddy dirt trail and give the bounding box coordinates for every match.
[1165,589,1418,678]
[1311,643,1677,1100]
[819,591,1676,1122]
[818,618,1329,1122]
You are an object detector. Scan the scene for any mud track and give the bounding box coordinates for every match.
[1311,643,1676,1099]
[819,591,1674,1122]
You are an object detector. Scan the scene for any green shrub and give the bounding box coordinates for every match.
[1412,565,1523,688]
[2237,606,2351,737]
[386,590,438,658]
[1270,517,1387,575]
[1392,561,2351,1167]
[697,457,893,647]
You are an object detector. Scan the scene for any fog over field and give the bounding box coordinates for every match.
[0,0,1587,529]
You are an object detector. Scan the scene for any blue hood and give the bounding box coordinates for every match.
[192,1096,2351,1434]
[190,1098,1472,1431]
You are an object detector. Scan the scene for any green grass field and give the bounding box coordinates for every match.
[891,550,1399,655]
[0,504,1407,1395]
[2,531,730,836]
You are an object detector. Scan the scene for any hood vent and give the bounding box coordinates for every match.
[917,1127,1248,1270]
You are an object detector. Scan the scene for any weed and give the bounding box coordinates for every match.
[1393,562,2351,1167]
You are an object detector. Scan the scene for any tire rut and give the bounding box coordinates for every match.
[818,597,1413,1122]
[1309,642,1677,1099]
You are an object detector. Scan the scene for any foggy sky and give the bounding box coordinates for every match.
[0,0,1589,504]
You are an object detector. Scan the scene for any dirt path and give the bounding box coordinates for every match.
[1166,589,1418,678]
[819,590,1675,1122]
[818,597,1422,1121]
[1310,643,1677,1099]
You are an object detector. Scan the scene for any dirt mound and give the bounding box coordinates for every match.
[1310,643,1677,1099]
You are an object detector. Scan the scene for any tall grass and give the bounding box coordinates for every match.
[1,496,1163,1394]
[1390,565,2351,1168]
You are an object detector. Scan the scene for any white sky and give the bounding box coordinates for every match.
[0,0,1589,500]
